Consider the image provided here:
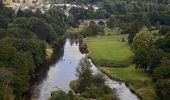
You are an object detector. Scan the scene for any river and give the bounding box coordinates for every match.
[30,39,139,100]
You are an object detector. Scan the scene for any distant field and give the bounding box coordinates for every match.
[84,34,133,67]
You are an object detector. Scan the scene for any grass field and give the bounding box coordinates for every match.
[100,65,150,81]
[84,34,133,67]
[84,29,157,100]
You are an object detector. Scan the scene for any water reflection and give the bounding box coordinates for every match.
[31,39,85,100]
[30,39,139,100]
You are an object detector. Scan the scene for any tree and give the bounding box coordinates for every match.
[153,57,170,81]
[159,25,170,35]
[132,28,155,72]
[0,15,9,29]
[127,21,141,44]
[76,57,93,92]
[50,90,69,100]
[133,47,148,70]
[147,49,163,73]
[153,66,170,81]
[155,79,170,100]
[155,32,170,53]
[81,24,104,37]
[132,28,153,50]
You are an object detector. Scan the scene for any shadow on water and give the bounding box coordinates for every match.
[28,38,85,100]
[26,44,65,100]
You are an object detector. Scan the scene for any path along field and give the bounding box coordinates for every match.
[84,29,157,100]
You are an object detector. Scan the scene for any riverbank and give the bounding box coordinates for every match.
[27,41,65,100]
[99,66,157,100]
[83,30,157,100]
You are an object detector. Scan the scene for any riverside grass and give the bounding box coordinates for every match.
[84,29,157,100]
[100,66,157,100]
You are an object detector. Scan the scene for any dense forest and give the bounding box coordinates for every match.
[0,2,68,100]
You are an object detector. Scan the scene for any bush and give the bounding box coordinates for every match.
[153,66,170,81]
[121,37,126,42]
[155,79,170,100]
[94,59,131,67]
[50,90,69,100]
[69,80,79,93]
[81,24,104,37]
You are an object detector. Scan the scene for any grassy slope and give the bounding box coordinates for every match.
[84,29,157,100]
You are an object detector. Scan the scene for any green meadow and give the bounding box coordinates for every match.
[84,29,157,100]
[84,33,133,67]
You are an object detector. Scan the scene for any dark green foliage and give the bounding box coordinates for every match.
[51,58,117,100]
[16,9,24,17]
[50,90,69,100]
[0,5,67,100]
[133,46,163,73]
[0,15,9,28]
[0,41,31,96]
[147,49,163,73]
[112,2,127,15]
[149,12,170,26]
[155,79,170,100]
[155,32,170,53]
[69,6,111,20]
[153,56,170,100]
[69,7,92,20]
[133,47,148,70]
[153,66,170,81]
[132,29,163,72]
[76,58,93,92]
[126,21,141,43]
[67,15,80,28]
[74,58,117,99]
[81,24,104,37]
[50,90,87,100]
[159,25,170,35]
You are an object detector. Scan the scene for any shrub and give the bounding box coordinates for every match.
[69,80,79,93]
[155,79,170,100]
[153,66,170,81]
[50,90,69,100]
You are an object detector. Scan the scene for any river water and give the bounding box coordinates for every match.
[31,39,139,100]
